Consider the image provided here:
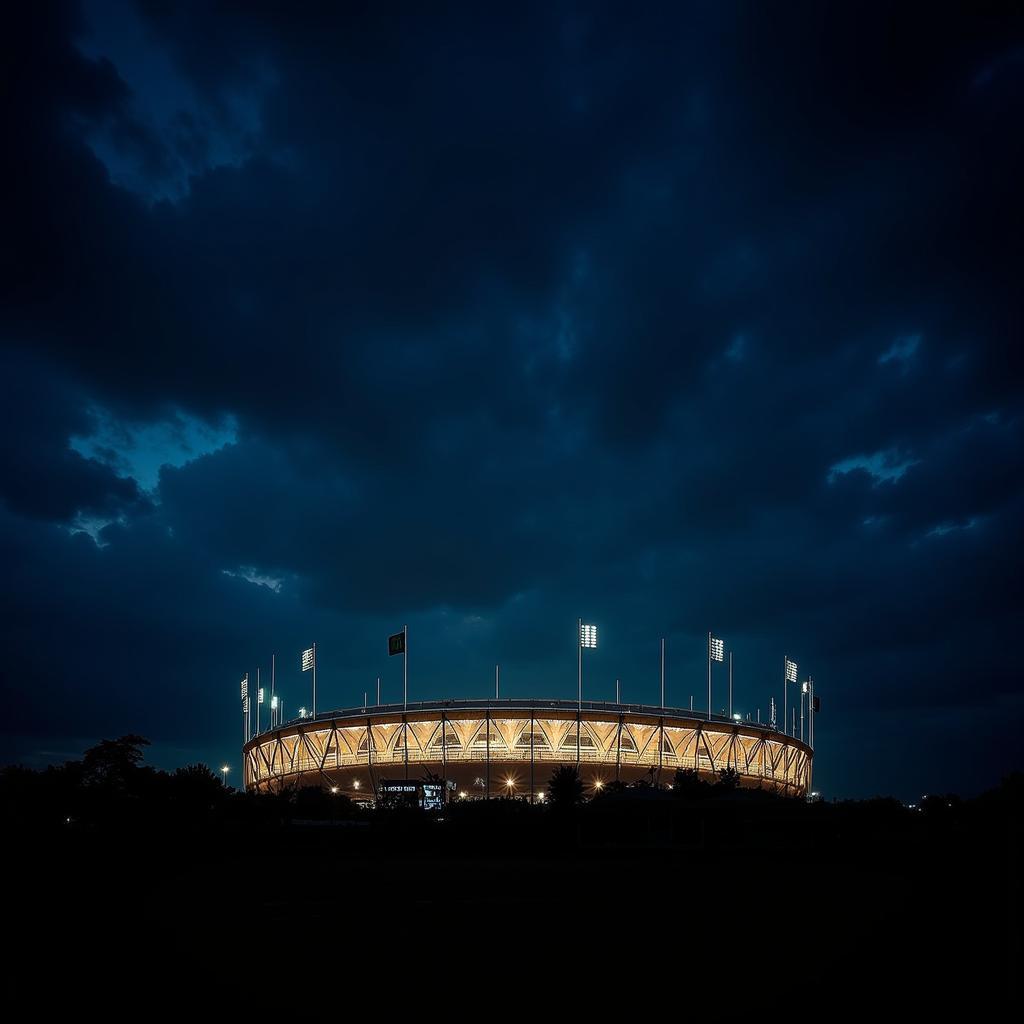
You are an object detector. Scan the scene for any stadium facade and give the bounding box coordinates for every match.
[243,699,813,800]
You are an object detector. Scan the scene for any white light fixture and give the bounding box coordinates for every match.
[709,636,724,662]
[580,623,598,648]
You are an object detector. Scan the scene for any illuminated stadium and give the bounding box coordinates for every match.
[242,699,813,800]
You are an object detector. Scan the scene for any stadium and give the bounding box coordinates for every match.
[242,699,813,801]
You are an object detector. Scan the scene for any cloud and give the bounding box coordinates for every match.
[879,333,921,368]
[0,1,1022,798]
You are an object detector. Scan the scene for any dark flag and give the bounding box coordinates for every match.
[388,631,406,656]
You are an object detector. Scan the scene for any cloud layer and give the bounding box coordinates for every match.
[1,2,1022,797]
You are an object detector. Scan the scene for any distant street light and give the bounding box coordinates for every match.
[220,765,230,788]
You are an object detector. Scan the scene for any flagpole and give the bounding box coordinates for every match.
[376,675,380,706]
[728,651,733,719]
[495,664,499,700]
[809,677,814,748]
[271,653,276,728]
[577,618,582,769]
[403,624,408,780]
[660,638,665,709]
[707,631,712,722]
[578,618,582,709]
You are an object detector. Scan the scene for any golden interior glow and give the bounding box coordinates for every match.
[242,705,812,798]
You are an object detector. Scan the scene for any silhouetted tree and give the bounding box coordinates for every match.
[290,784,331,819]
[547,765,583,807]
[716,767,742,791]
[170,764,225,808]
[81,736,150,791]
[672,767,708,799]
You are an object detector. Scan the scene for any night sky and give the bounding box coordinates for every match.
[2,2,1022,799]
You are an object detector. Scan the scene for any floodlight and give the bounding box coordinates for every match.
[580,623,598,648]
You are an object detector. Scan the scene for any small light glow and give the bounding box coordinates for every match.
[299,707,307,717]
[271,695,279,710]
[458,791,468,799]
[221,765,230,773]
[593,779,604,791]
[537,791,546,801]
[330,786,338,794]
[732,714,742,721]
[353,780,360,789]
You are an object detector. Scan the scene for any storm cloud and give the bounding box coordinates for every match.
[1,1,1022,797]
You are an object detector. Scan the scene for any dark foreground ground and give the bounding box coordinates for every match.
[7,778,1020,1002]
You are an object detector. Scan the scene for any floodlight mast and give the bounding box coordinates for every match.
[783,656,789,736]
[577,621,598,767]
[578,619,583,768]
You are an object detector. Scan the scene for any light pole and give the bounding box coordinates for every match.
[579,621,598,767]
[784,657,797,736]
[708,634,724,721]
[660,637,665,709]
[220,765,230,789]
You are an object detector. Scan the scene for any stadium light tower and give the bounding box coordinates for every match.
[579,620,598,766]
[579,621,597,706]
[708,633,724,721]
[784,657,797,736]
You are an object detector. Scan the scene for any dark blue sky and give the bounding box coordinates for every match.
[2,2,1022,798]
